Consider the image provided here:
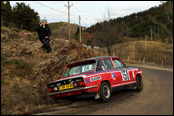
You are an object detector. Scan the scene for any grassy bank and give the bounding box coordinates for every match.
[94,40,173,67]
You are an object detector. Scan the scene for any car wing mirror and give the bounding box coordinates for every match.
[125,64,128,68]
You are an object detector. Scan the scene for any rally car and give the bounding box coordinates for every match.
[47,56,143,102]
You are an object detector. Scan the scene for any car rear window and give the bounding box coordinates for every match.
[63,60,96,78]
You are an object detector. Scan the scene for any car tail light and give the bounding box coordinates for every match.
[48,88,54,92]
[62,93,69,97]
[56,94,60,97]
[77,82,85,86]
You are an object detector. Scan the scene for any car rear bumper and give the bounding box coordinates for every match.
[48,85,98,96]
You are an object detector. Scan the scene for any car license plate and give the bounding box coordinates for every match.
[59,84,74,91]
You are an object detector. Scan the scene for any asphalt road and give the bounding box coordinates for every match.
[35,64,173,115]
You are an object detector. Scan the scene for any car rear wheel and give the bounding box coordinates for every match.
[99,82,111,102]
[136,75,143,91]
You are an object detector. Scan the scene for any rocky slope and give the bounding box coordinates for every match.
[1,26,94,115]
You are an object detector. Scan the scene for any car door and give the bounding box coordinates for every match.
[111,58,134,84]
[110,58,125,86]
[100,58,119,87]
[117,58,135,81]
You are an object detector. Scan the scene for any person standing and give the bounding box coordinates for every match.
[36,19,52,53]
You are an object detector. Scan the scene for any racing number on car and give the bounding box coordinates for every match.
[121,68,130,81]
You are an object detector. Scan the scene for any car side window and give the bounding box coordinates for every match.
[113,59,126,68]
[96,60,102,71]
[118,59,126,68]
[101,59,114,70]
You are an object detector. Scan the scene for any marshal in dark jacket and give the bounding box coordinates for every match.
[36,24,51,39]
[36,23,52,53]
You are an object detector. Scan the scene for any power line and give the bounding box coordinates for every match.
[60,3,90,27]
[65,4,91,26]
[70,8,88,27]
[33,1,79,18]
[73,4,98,27]
[65,3,91,26]
[33,1,67,15]
[73,4,93,27]
[32,1,90,27]
[81,19,89,27]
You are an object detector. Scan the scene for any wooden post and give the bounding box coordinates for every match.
[145,37,146,51]
[64,1,73,40]
[79,15,81,43]
[151,29,153,41]
[143,57,145,63]
[133,49,135,64]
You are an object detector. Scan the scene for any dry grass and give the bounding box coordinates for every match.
[1,57,52,115]
[1,26,94,115]
[94,40,173,67]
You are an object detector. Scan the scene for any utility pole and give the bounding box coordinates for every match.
[79,15,81,43]
[64,1,73,40]
[133,49,135,64]
[145,35,148,52]
[150,29,153,41]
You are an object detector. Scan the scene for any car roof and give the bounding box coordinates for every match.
[68,56,119,66]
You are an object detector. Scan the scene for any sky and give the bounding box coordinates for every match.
[9,1,161,28]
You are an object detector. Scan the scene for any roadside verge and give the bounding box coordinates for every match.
[126,63,173,72]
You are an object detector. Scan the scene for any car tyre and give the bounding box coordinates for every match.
[136,75,143,91]
[99,82,111,102]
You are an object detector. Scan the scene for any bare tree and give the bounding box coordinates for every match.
[149,1,173,66]
[150,1,173,44]
[93,8,127,56]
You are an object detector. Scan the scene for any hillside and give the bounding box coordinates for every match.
[48,22,87,41]
[1,26,94,115]
[87,1,173,41]
[94,40,173,67]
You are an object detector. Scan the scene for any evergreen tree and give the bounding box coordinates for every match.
[1,1,13,26]
[12,2,40,31]
[87,1,172,42]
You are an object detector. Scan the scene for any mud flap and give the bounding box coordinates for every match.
[95,93,100,99]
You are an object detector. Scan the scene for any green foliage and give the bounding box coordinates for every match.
[1,1,13,26]
[1,1,40,31]
[12,2,40,31]
[75,26,80,36]
[87,1,172,41]
[74,26,83,39]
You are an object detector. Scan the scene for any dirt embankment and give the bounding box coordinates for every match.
[1,26,94,115]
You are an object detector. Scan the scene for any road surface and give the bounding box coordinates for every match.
[35,64,173,115]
